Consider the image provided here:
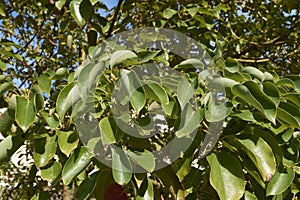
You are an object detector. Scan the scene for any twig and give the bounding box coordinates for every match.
[105,0,124,39]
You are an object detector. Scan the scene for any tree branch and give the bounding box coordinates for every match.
[105,0,124,39]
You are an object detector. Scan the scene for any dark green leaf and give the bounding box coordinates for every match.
[15,96,36,132]
[62,147,93,185]
[33,134,57,168]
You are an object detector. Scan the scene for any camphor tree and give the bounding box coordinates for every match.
[0,0,299,199]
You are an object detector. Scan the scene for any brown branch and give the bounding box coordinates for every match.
[105,0,124,39]
[234,58,270,63]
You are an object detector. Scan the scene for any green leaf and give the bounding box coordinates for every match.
[111,146,132,185]
[0,82,13,94]
[174,58,204,70]
[0,111,14,134]
[30,85,44,111]
[33,134,57,168]
[0,134,24,164]
[277,102,300,128]
[163,8,177,19]
[263,82,280,106]
[15,96,36,132]
[177,78,194,108]
[225,57,240,73]
[56,82,80,120]
[55,0,66,10]
[232,82,276,124]
[138,50,160,62]
[40,161,62,184]
[266,168,295,196]
[144,80,169,104]
[62,147,93,185]
[70,0,86,28]
[57,130,79,156]
[237,135,276,181]
[137,177,154,200]
[0,60,7,70]
[127,150,155,172]
[207,152,245,200]
[99,117,117,145]
[38,73,51,94]
[76,171,99,200]
[241,66,264,81]
[110,50,137,67]
[30,192,51,200]
[244,191,258,200]
[176,105,202,138]
[40,109,59,129]
[205,100,233,122]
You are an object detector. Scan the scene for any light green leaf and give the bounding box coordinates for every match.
[111,146,132,185]
[237,135,276,181]
[241,66,264,81]
[70,0,86,27]
[76,171,99,200]
[163,8,177,19]
[176,105,202,138]
[57,130,79,156]
[0,134,24,164]
[15,96,36,132]
[110,50,137,67]
[33,134,57,168]
[244,191,258,200]
[187,7,198,17]
[144,80,169,104]
[138,50,160,62]
[99,117,117,145]
[174,58,203,70]
[55,0,66,10]
[266,168,295,196]
[38,73,51,94]
[62,147,93,185]
[40,161,62,184]
[207,152,245,200]
[127,150,155,172]
[177,78,194,108]
[89,0,98,5]
[0,60,7,70]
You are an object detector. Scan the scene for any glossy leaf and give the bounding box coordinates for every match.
[70,0,86,27]
[207,152,245,200]
[266,168,295,196]
[55,0,66,10]
[37,73,51,94]
[76,171,99,200]
[15,96,36,132]
[110,50,137,67]
[237,135,276,181]
[62,147,93,185]
[111,146,132,185]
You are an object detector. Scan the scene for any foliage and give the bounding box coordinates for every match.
[0,0,299,199]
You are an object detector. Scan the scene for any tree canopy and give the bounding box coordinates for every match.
[0,0,299,199]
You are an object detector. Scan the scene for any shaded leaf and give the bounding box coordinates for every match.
[76,171,99,200]
[33,134,57,168]
[62,147,93,185]
[57,130,79,156]
[40,161,62,184]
